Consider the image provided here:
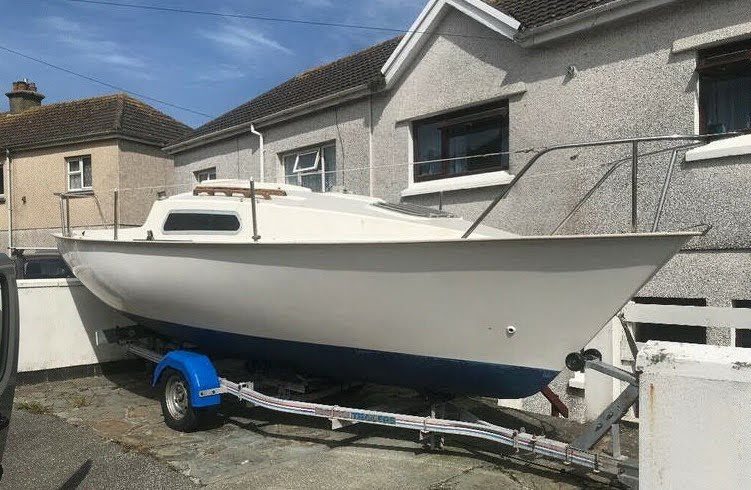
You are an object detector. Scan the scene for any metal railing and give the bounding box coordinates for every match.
[58,181,266,242]
[462,132,747,239]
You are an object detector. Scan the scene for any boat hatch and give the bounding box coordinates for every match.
[373,201,455,218]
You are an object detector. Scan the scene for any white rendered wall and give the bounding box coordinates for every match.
[637,341,751,489]
[18,279,129,372]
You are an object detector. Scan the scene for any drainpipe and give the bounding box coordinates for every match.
[4,148,12,255]
[368,95,374,197]
[249,124,264,182]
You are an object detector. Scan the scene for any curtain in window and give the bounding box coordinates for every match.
[283,155,297,186]
[701,73,751,133]
[83,157,93,187]
[322,145,336,192]
[413,103,509,182]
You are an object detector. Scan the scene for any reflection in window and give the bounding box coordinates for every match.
[698,39,751,134]
[67,156,93,191]
[413,102,509,182]
[195,167,217,183]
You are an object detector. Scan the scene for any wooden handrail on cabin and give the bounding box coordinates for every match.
[193,186,287,200]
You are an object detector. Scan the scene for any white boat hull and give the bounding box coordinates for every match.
[56,232,692,398]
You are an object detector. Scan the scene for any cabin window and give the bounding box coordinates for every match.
[412,102,509,182]
[195,167,217,183]
[698,39,751,134]
[163,211,241,233]
[282,144,336,192]
[67,156,93,191]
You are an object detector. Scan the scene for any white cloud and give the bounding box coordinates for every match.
[294,0,334,7]
[39,16,148,70]
[194,64,247,83]
[200,23,292,56]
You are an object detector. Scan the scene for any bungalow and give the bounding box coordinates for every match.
[166,0,751,413]
[0,80,192,253]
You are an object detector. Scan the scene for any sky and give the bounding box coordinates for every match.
[0,0,426,128]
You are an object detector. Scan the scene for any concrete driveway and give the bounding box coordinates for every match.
[1,369,631,488]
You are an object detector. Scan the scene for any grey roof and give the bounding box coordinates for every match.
[171,36,402,147]
[171,2,625,149]
[484,0,620,29]
[0,93,192,151]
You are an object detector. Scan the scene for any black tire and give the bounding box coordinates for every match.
[160,368,205,432]
[583,348,603,362]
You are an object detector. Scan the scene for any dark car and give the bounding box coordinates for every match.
[14,253,73,280]
[0,254,20,479]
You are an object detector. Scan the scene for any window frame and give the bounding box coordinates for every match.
[194,167,217,183]
[66,155,93,192]
[411,102,510,183]
[697,39,751,134]
[281,143,336,192]
[291,150,321,173]
[161,209,242,236]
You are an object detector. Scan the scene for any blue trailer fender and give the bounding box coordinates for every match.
[152,351,221,408]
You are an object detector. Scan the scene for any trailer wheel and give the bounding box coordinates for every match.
[160,369,209,432]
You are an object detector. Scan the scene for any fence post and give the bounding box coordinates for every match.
[250,180,260,242]
[113,189,119,240]
[631,141,638,233]
[65,196,71,237]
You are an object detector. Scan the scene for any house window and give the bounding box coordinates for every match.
[412,102,509,182]
[0,164,4,196]
[195,167,217,183]
[633,297,708,344]
[698,39,751,134]
[282,144,336,192]
[67,156,92,191]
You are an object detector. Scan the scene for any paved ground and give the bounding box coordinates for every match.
[2,367,635,488]
[1,410,194,489]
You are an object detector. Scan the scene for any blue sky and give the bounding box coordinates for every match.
[0,0,425,127]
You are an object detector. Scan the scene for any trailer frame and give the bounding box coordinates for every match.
[113,334,640,487]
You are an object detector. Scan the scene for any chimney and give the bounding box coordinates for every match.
[6,79,45,114]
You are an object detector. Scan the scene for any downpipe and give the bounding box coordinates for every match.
[5,148,11,255]
[250,124,264,182]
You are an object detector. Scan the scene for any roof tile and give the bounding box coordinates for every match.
[0,94,192,150]
[174,36,402,146]
[484,0,620,29]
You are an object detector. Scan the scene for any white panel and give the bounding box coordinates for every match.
[18,279,130,372]
[622,303,751,329]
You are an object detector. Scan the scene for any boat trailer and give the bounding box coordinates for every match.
[100,326,641,488]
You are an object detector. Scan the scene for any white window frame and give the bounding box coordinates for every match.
[67,156,92,192]
[195,167,217,183]
[292,150,320,173]
[283,144,335,192]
